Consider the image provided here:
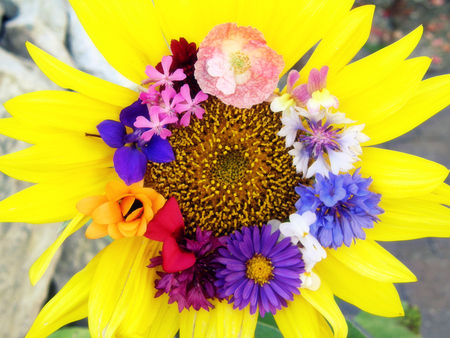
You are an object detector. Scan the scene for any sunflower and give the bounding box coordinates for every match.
[2,0,450,337]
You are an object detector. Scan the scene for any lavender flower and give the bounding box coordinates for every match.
[215,225,304,317]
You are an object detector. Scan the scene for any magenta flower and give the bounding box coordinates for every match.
[152,86,184,119]
[175,84,208,126]
[194,23,284,109]
[142,55,186,89]
[139,87,162,106]
[134,109,178,141]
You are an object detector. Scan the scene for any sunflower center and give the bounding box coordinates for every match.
[144,97,302,237]
[246,254,274,286]
[211,149,249,184]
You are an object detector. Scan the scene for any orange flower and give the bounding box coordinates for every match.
[77,180,165,239]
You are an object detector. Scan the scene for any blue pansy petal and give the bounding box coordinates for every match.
[142,136,175,163]
[113,146,147,185]
[97,120,126,148]
[120,99,150,128]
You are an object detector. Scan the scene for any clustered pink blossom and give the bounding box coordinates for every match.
[136,56,208,143]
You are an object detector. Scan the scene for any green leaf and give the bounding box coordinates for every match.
[354,311,422,338]
[346,319,369,338]
[49,327,90,338]
[255,313,283,338]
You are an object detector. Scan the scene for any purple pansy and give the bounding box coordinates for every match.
[295,168,384,249]
[215,224,304,317]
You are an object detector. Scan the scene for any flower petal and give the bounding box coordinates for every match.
[274,293,334,337]
[29,213,90,285]
[328,239,416,283]
[97,120,126,148]
[0,167,118,223]
[355,147,449,199]
[301,280,348,338]
[113,146,148,186]
[26,249,102,338]
[142,136,175,163]
[0,135,113,183]
[328,26,422,100]
[363,74,450,146]
[26,42,137,106]
[339,57,430,126]
[367,196,450,241]
[299,5,374,82]
[4,90,123,135]
[69,0,169,83]
[315,252,404,317]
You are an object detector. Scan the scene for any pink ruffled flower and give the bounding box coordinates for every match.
[294,66,339,113]
[194,23,284,109]
[175,84,208,126]
[142,55,186,89]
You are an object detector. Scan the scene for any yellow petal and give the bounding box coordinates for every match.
[0,167,118,223]
[315,253,404,317]
[144,298,180,338]
[363,74,450,145]
[26,42,137,106]
[299,5,374,81]
[356,147,449,199]
[155,0,353,75]
[301,280,348,338]
[328,26,423,100]
[103,239,175,337]
[415,182,450,207]
[26,249,102,338]
[214,300,258,338]
[29,213,90,285]
[180,306,215,338]
[0,135,113,183]
[0,118,77,144]
[5,90,122,135]
[69,0,169,83]
[366,196,450,241]
[275,293,334,337]
[328,239,416,283]
[340,57,430,125]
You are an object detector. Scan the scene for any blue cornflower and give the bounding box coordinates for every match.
[215,224,304,317]
[295,168,384,249]
[97,99,175,185]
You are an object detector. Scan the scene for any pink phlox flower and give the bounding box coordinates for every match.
[142,55,186,89]
[175,84,208,126]
[152,86,184,120]
[195,23,284,109]
[134,108,178,142]
[293,66,339,113]
[139,86,162,106]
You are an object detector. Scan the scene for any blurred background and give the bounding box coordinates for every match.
[0,0,449,337]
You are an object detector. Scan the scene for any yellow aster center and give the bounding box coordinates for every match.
[230,52,250,74]
[144,97,305,237]
[246,254,274,286]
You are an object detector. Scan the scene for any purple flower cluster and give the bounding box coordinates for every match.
[215,225,304,317]
[97,45,208,185]
[149,227,226,312]
[295,168,384,249]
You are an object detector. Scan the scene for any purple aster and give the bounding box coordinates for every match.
[96,100,175,185]
[149,227,226,312]
[295,168,384,249]
[215,225,304,317]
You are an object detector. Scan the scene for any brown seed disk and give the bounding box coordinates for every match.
[144,97,302,237]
